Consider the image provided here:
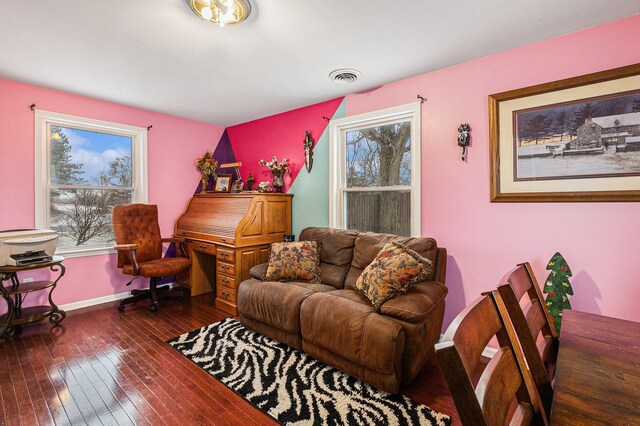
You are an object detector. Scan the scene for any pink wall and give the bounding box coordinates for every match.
[1,15,638,326]
[226,98,343,190]
[347,15,640,325]
[0,79,224,308]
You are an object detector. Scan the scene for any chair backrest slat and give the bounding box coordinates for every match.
[498,262,558,420]
[476,347,523,424]
[441,296,502,378]
[523,302,547,343]
[436,292,546,426]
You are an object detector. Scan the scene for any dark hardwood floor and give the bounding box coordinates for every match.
[0,294,460,425]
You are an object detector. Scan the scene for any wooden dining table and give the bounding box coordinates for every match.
[550,309,640,425]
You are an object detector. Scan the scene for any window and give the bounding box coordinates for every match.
[35,110,148,257]
[329,102,421,237]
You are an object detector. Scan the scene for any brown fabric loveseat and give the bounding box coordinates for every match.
[237,227,448,394]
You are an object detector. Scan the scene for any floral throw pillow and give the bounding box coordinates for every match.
[263,241,322,283]
[355,241,434,311]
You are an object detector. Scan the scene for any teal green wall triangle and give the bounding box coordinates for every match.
[289,99,346,238]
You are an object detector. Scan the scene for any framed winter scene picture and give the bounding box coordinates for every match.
[489,63,640,202]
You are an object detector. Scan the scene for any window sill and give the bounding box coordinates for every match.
[55,246,116,259]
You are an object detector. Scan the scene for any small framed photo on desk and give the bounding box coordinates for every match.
[230,181,244,193]
[214,175,232,192]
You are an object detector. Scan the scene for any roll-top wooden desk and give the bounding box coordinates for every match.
[175,193,293,315]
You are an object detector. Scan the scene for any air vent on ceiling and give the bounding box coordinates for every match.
[329,69,361,84]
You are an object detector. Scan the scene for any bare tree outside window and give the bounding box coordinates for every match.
[344,121,412,236]
[48,126,133,249]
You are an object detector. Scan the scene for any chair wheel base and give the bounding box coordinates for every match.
[118,304,125,312]
[150,303,158,312]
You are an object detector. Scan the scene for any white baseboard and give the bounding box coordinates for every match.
[482,346,498,358]
[439,333,498,359]
[59,282,174,312]
[59,291,131,311]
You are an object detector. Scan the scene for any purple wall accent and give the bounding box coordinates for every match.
[193,130,237,194]
[163,130,237,282]
[213,129,240,182]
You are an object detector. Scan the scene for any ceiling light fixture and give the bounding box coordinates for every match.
[185,0,251,27]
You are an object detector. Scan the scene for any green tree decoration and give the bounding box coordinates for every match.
[543,252,574,334]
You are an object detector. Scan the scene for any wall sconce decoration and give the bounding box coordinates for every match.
[303,130,314,173]
[457,123,471,161]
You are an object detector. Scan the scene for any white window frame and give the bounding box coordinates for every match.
[35,110,148,258]
[329,102,421,237]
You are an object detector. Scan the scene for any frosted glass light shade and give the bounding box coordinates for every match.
[186,0,251,27]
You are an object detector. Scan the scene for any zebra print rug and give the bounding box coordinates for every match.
[167,318,451,426]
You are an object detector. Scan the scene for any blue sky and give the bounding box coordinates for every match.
[69,128,131,151]
[57,126,131,183]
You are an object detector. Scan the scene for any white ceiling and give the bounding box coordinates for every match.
[1,1,638,126]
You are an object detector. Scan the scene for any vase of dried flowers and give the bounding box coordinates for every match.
[196,151,218,192]
[258,156,290,193]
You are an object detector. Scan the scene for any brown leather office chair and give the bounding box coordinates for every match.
[112,204,191,312]
[497,262,558,418]
[435,291,547,426]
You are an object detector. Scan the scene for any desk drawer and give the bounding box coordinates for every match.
[217,285,236,303]
[217,248,235,263]
[192,241,217,255]
[216,262,235,276]
[217,274,235,289]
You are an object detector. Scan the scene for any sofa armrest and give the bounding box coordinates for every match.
[432,247,447,284]
[249,262,268,280]
[380,281,448,323]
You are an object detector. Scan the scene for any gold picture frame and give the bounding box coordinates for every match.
[213,174,232,192]
[489,64,640,202]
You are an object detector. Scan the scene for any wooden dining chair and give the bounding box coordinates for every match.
[497,262,558,417]
[435,291,547,426]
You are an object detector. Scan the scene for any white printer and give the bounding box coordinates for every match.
[0,229,59,266]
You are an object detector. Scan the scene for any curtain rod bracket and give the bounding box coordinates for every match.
[417,95,425,104]
[147,125,153,131]
[29,103,36,111]
[322,116,330,122]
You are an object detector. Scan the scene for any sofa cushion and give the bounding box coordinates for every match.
[263,241,322,283]
[299,227,358,288]
[345,232,439,289]
[300,292,404,375]
[325,289,372,305]
[380,281,448,323]
[355,242,434,311]
[284,281,338,293]
[237,279,315,334]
